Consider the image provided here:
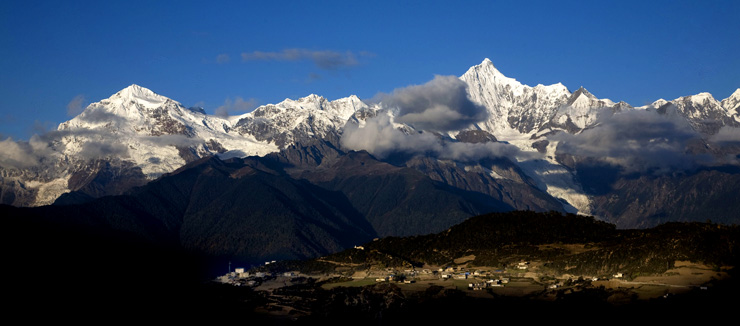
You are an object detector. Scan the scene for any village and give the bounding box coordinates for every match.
[210,253,729,320]
[216,258,631,295]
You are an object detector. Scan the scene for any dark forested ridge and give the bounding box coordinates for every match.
[232,211,740,324]
[1,149,537,266]
[3,146,739,323]
[266,211,739,278]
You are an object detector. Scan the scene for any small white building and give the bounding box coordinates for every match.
[453,273,467,280]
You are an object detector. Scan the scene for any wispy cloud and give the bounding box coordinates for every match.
[710,126,740,144]
[66,94,86,116]
[240,49,371,70]
[31,120,53,135]
[214,97,258,117]
[307,72,322,82]
[216,53,231,64]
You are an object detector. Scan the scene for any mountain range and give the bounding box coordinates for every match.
[2,58,740,263]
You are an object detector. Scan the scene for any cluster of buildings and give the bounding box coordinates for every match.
[216,264,302,287]
[371,265,513,289]
[468,279,507,290]
[217,267,270,286]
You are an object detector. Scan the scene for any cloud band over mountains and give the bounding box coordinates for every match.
[241,49,371,70]
[341,75,521,162]
[553,109,714,173]
[341,113,523,162]
[0,127,208,170]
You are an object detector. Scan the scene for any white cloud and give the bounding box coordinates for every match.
[375,75,488,132]
[66,95,86,116]
[214,97,258,117]
[216,53,230,64]
[341,112,521,162]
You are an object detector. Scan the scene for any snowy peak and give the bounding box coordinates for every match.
[681,92,717,104]
[533,82,569,96]
[565,87,614,108]
[721,88,740,115]
[61,84,186,133]
[55,84,280,183]
[663,92,733,134]
[230,93,367,149]
[267,93,365,119]
[329,95,368,118]
[287,93,326,105]
[645,99,668,109]
[115,84,159,99]
[673,92,722,111]
[570,87,596,100]
[108,84,170,109]
[725,88,740,101]
[463,58,523,90]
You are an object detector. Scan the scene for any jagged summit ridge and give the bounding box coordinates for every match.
[3,58,739,213]
[721,88,740,119]
[459,58,620,136]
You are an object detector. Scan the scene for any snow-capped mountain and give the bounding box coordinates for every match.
[58,84,368,173]
[58,84,270,178]
[233,93,366,148]
[1,85,366,206]
[453,59,631,214]
[2,58,739,229]
[720,88,740,123]
[458,58,626,139]
[643,92,737,134]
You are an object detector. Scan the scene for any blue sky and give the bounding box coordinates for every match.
[1,0,739,140]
